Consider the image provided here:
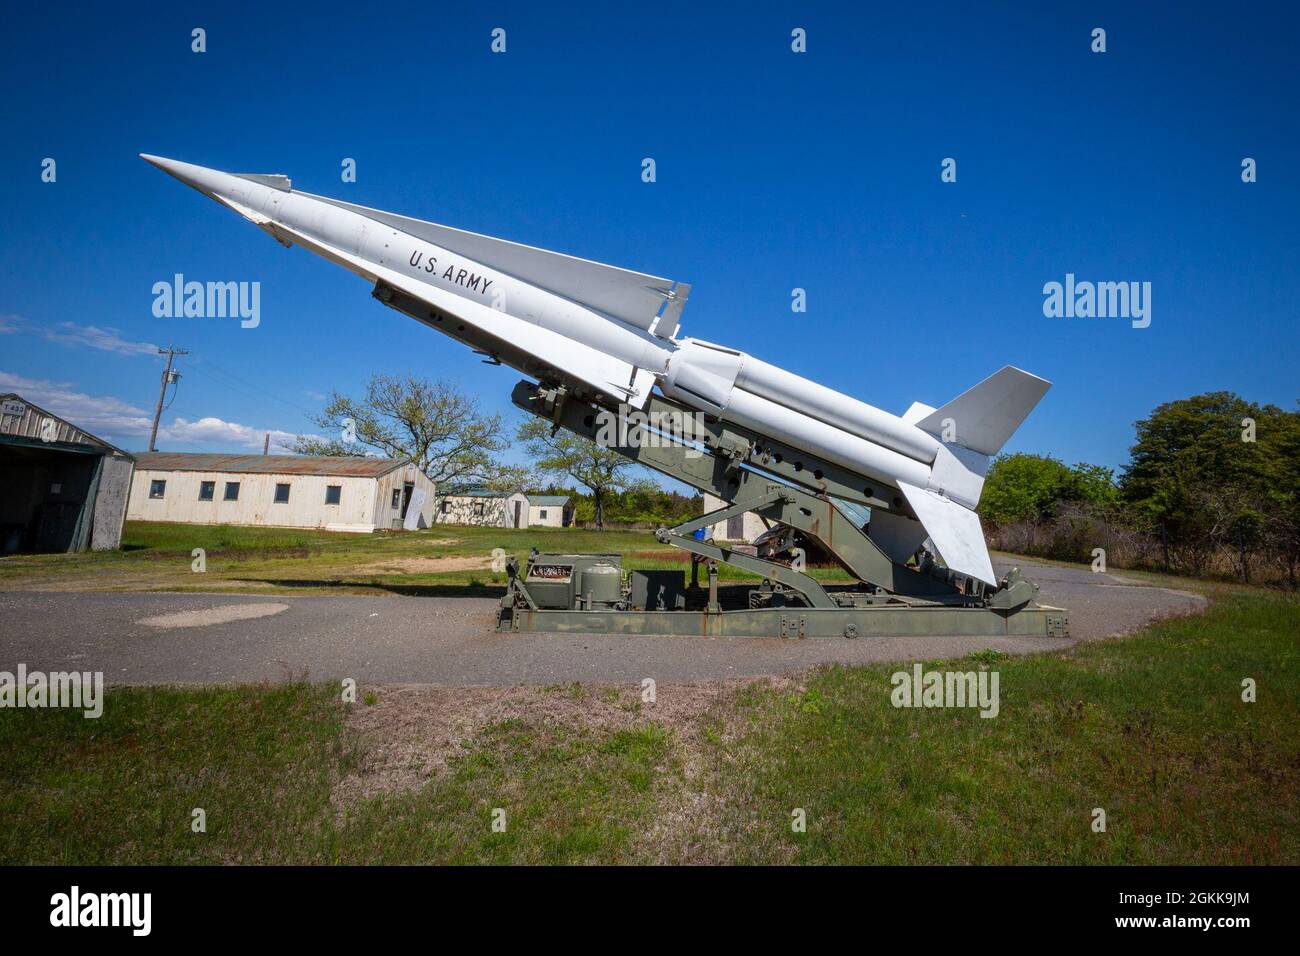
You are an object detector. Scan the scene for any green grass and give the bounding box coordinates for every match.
[0,683,349,864]
[698,592,1299,864]
[0,521,808,594]
[1,589,1295,864]
[339,721,672,864]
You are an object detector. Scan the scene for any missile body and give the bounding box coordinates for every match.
[143,155,1049,584]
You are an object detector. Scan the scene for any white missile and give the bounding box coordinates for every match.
[142,154,1049,585]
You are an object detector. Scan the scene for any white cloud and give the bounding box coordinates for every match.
[0,315,159,353]
[0,370,319,453]
[0,371,154,437]
[161,417,306,453]
[40,321,160,356]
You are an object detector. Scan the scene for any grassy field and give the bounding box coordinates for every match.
[0,520,847,594]
[2,586,1295,864]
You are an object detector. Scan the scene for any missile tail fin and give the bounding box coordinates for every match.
[897,482,997,586]
[915,366,1050,456]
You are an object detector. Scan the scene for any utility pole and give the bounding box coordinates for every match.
[262,432,270,455]
[149,345,189,452]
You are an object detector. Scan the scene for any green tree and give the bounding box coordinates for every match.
[1070,462,1122,509]
[979,454,1099,524]
[517,418,641,528]
[1266,405,1300,585]
[293,374,512,487]
[1120,392,1295,578]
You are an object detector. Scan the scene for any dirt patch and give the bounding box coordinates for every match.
[137,602,289,628]
[352,555,494,575]
[332,678,791,807]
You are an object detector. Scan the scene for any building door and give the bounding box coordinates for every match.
[726,514,744,540]
[513,500,522,528]
[400,482,414,518]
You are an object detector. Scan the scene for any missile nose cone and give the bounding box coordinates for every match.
[140,153,198,187]
[139,153,228,197]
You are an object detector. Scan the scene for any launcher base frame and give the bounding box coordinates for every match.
[499,600,1069,640]
[501,380,1069,640]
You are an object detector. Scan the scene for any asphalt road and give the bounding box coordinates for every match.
[0,560,1205,685]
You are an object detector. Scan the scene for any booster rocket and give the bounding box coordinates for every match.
[141,154,1049,585]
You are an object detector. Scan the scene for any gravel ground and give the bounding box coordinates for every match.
[0,559,1205,686]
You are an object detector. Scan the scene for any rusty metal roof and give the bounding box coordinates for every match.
[132,452,408,478]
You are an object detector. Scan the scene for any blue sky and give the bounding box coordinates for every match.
[2,1,1296,483]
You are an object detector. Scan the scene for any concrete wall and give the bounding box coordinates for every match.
[128,469,384,532]
[91,454,134,550]
[703,492,767,542]
[528,503,569,527]
[436,491,528,527]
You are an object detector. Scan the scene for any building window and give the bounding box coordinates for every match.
[49,482,62,495]
[224,481,240,501]
[392,489,401,509]
[325,485,341,505]
[539,509,548,520]
[441,500,450,514]
[274,483,291,504]
[199,481,215,501]
[474,502,484,516]
[149,479,166,499]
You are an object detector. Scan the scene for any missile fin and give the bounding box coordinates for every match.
[915,366,1050,456]
[234,172,292,192]
[901,401,936,425]
[897,482,997,586]
[927,441,989,510]
[865,508,929,565]
[302,192,685,337]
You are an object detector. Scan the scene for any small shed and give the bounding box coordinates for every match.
[436,487,530,528]
[528,495,574,527]
[0,393,136,553]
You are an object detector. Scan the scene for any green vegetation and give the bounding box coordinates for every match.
[705,591,1298,864]
[531,483,703,528]
[517,416,640,527]
[980,454,1120,524]
[0,521,826,594]
[981,392,1300,586]
[3,587,1295,864]
[291,372,520,489]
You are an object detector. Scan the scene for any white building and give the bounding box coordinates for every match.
[435,487,530,528]
[126,453,435,532]
[527,495,574,527]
